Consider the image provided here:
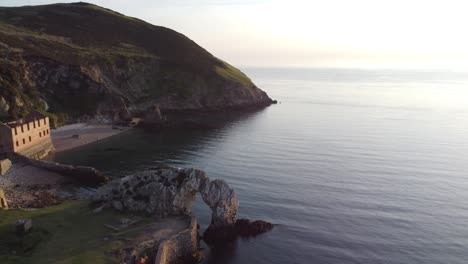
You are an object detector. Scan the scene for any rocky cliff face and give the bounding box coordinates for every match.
[0,3,274,124]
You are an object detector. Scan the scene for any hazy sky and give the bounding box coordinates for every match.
[2,0,468,69]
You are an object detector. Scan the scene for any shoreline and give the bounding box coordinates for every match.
[51,123,132,153]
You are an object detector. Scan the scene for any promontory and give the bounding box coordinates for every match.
[0,2,274,125]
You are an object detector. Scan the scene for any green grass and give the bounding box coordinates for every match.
[215,61,254,87]
[0,200,154,264]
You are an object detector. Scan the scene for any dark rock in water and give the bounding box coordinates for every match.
[142,104,164,125]
[203,219,274,244]
[235,219,274,236]
[203,225,237,245]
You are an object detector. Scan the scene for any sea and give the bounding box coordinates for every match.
[52,67,468,264]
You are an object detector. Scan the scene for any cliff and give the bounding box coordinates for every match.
[0,2,273,125]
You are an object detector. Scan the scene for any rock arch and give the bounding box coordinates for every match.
[94,167,239,228]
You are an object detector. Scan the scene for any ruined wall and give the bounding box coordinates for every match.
[155,216,198,264]
[17,138,54,160]
[11,117,51,153]
[14,154,108,184]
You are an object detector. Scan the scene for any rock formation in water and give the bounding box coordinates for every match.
[142,105,165,126]
[94,166,273,244]
[94,167,238,228]
[0,3,274,125]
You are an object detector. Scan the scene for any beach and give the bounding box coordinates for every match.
[51,123,131,153]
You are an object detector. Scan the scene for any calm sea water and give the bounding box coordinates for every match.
[52,68,468,264]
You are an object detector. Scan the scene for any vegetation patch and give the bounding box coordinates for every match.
[215,61,254,87]
[0,200,155,264]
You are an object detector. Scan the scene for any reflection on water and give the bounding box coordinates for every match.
[51,110,266,176]
[53,68,468,264]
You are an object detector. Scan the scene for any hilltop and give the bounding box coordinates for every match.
[0,2,273,125]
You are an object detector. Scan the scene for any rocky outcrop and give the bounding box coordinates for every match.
[94,166,273,246]
[154,216,200,264]
[142,104,164,126]
[94,167,238,228]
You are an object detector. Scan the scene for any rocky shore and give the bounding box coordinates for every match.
[0,118,274,264]
[0,158,273,264]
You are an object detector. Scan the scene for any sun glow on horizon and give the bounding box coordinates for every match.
[3,0,468,70]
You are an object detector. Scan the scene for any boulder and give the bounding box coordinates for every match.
[142,104,164,125]
[0,96,9,115]
[15,219,33,234]
[0,159,12,176]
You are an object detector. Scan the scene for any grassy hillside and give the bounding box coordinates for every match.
[0,2,271,124]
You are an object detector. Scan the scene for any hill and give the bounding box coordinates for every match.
[0,2,273,125]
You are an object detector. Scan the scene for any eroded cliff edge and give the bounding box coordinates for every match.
[0,2,274,124]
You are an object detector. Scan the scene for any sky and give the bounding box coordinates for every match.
[1,0,468,69]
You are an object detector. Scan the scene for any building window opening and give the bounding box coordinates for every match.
[39,132,42,137]
[21,126,24,133]
[27,123,30,131]
[29,136,32,142]
[43,119,46,125]
[22,138,25,144]
[14,128,17,135]
[16,141,19,147]
[47,129,49,135]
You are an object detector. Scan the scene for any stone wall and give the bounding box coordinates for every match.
[17,138,55,160]
[155,216,198,264]
[14,154,108,184]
